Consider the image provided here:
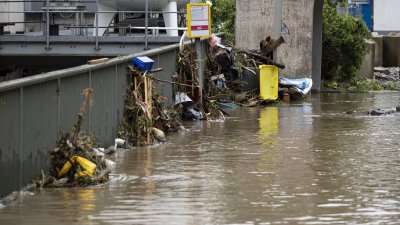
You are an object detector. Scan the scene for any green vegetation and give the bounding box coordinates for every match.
[203,0,236,43]
[382,81,398,91]
[322,0,371,82]
[348,77,383,91]
[322,77,399,91]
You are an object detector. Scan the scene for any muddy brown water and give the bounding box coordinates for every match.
[1,92,400,225]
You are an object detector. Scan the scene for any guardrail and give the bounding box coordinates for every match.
[0,0,187,50]
[0,35,213,198]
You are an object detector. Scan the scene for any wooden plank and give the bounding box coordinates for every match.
[87,58,109,65]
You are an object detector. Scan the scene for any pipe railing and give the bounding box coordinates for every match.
[0,0,188,50]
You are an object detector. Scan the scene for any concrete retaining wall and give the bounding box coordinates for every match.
[372,36,383,67]
[382,36,400,67]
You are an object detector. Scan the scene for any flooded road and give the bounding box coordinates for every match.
[1,92,400,225]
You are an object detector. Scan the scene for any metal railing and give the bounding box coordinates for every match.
[0,32,219,198]
[0,0,187,50]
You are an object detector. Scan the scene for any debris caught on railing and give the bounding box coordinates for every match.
[119,67,154,146]
[119,66,185,146]
[35,88,113,188]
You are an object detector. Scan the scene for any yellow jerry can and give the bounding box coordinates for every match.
[259,65,279,100]
[58,156,96,178]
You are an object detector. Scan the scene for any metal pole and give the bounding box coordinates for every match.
[273,0,282,61]
[144,0,149,50]
[195,38,203,108]
[45,0,50,50]
[95,0,99,49]
[75,10,79,36]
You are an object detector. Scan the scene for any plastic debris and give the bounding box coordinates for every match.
[92,148,105,157]
[104,159,116,171]
[279,78,313,96]
[152,127,166,142]
[175,92,203,120]
[58,156,97,178]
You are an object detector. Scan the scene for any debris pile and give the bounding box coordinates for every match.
[374,67,400,90]
[153,92,184,132]
[172,35,298,118]
[119,67,154,146]
[36,88,112,188]
[203,35,287,106]
[119,66,184,146]
[174,46,226,120]
[346,106,400,116]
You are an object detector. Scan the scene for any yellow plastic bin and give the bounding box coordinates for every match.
[259,65,279,100]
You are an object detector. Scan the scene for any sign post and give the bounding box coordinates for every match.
[187,3,211,108]
[187,4,211,39]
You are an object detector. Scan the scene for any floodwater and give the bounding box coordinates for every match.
[1,92,400,225]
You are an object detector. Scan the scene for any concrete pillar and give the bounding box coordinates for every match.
[162,1,178,36]
[356,40,375,79]
[312,0,323,91]
[372,36,383,67]
[93,3,115,36]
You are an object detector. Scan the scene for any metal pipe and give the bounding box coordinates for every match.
[195,38,203,108]
[95,0,99,50]
[144,0,149,50]
[19,87,23,191]
[75,9,79,36]
[179,31,187,53]
[66,25,187,30]
[123,26,187,30]
[45,0,50,50]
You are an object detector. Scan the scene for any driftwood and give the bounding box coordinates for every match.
[241,50,285,69]
[146,74,200,88]
[260,36,285,56]
[72,88,93,145]
[87,58,109,65]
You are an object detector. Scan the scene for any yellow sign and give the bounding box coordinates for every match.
[187,3,212,38]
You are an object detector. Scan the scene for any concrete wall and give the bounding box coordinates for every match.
[235,1,275,50]
[374,0,400,32]
[236,0,322,90]
[382,36,400,67]
[356,40,375,79]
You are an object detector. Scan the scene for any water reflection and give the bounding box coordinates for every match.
[258,106,279,145]
[257,107,280,177]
